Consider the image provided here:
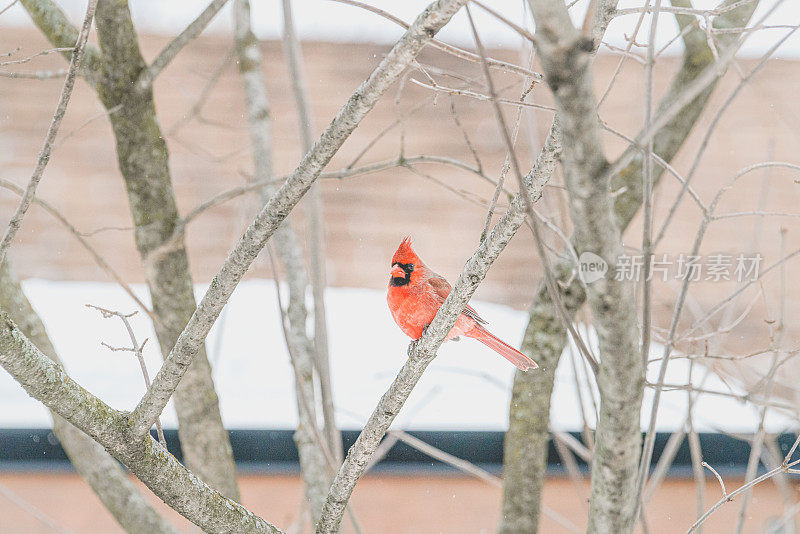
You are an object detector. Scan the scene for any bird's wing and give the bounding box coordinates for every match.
[427,275,488,325]
[464,304,488,325]
[427,275,452,303]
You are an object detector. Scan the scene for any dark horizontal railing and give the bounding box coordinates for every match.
[1,428,797,477]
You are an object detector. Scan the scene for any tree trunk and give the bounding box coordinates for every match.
[234,0,333,520]
[91,0,239,500]
[500,1,759,531]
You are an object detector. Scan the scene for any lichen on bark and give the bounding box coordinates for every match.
[0,258,178,534]
[500,1,760,531]
[20,0,240,500]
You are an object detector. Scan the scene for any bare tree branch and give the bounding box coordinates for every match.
[0,67,69,79]
[131,0,470,442]
[527,1,644,531]
[636,8,793,515]
[0,312,284,533]
[0,0,19,16]
[136,0,229,90]
[500,1,759,530]
[639,0,663,453]
[18,0,104,88]
[87,304,167,448]
[0,260,178,534]
[0,46,73,66]
[687,451,800,533]
[330,0,542,81]
[604,0,777,183]
[17,0,241,500]
[0,178,151,316]
[281,0,342,468]
[0,0,97,266]
[234,0,333,521]
[87,0,241,499]
[314,92,564,534]
[466,4,599,383]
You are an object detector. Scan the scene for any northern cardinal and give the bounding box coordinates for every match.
[387,237,538,371]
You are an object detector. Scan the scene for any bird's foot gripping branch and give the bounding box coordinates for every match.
[388,237,537,371]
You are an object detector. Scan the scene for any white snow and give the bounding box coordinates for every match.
[1,1,799,59]
[0,279,794,434]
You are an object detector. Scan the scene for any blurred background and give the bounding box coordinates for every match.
[1,1,800,532]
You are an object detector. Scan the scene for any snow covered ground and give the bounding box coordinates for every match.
[1,0,799,59]
[0,279,794,434]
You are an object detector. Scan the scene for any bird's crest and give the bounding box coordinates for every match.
[392,236,420,265]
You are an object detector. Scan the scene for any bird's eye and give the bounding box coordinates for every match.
[407,264,414,272]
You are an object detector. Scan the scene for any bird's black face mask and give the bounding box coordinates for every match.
[390,262,414,287]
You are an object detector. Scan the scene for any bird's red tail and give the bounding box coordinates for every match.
[469,327,538,372]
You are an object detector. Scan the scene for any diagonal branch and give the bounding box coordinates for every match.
[0,178,151,316]
[18,0,104,88]
[603,1,769,183]
[0,260,178,534]
[130,0,470,441]
[136,0,229,90]
[314,106,563,534]
[330,0,542,81]
[235,0,334,521]
[0,312,283,533]
[0,0,97,266]
[500,1,761,532]
[464,3,598,376]
[88,0,241,499]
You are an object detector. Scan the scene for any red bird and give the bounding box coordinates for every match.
[387,237,538,372]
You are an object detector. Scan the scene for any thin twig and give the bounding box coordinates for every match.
[471,0,536,43]
[0,0,19,16]
[703,461,727,498]
[345,97,432,168]
[687,453,800,533]
[136,0,229,91]
[0,180,152,318]
[0,0,98,265]
[481,60,535,242]
[281,0,342,466]
[173,154,508,236]
[633,1,662,522]
[637,8,793,501]
[688,389,706,532]
[448,97,483,173]
[409,77,555,112]
[598,0,651,107]
[734,227,788,533]
[53,103,122,149]
[0,481,76,534]
[464,3,598,375]
[606,6,793,187]
[329,0,543,81]
[0,67,69,79]
[0,46,73,66]
[553,433,589,509]
[655,16,799,247]
[166,46,235,136]
[86,305,166,448]
[394,430,582,534]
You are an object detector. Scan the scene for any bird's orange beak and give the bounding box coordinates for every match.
[390,264,405,278]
